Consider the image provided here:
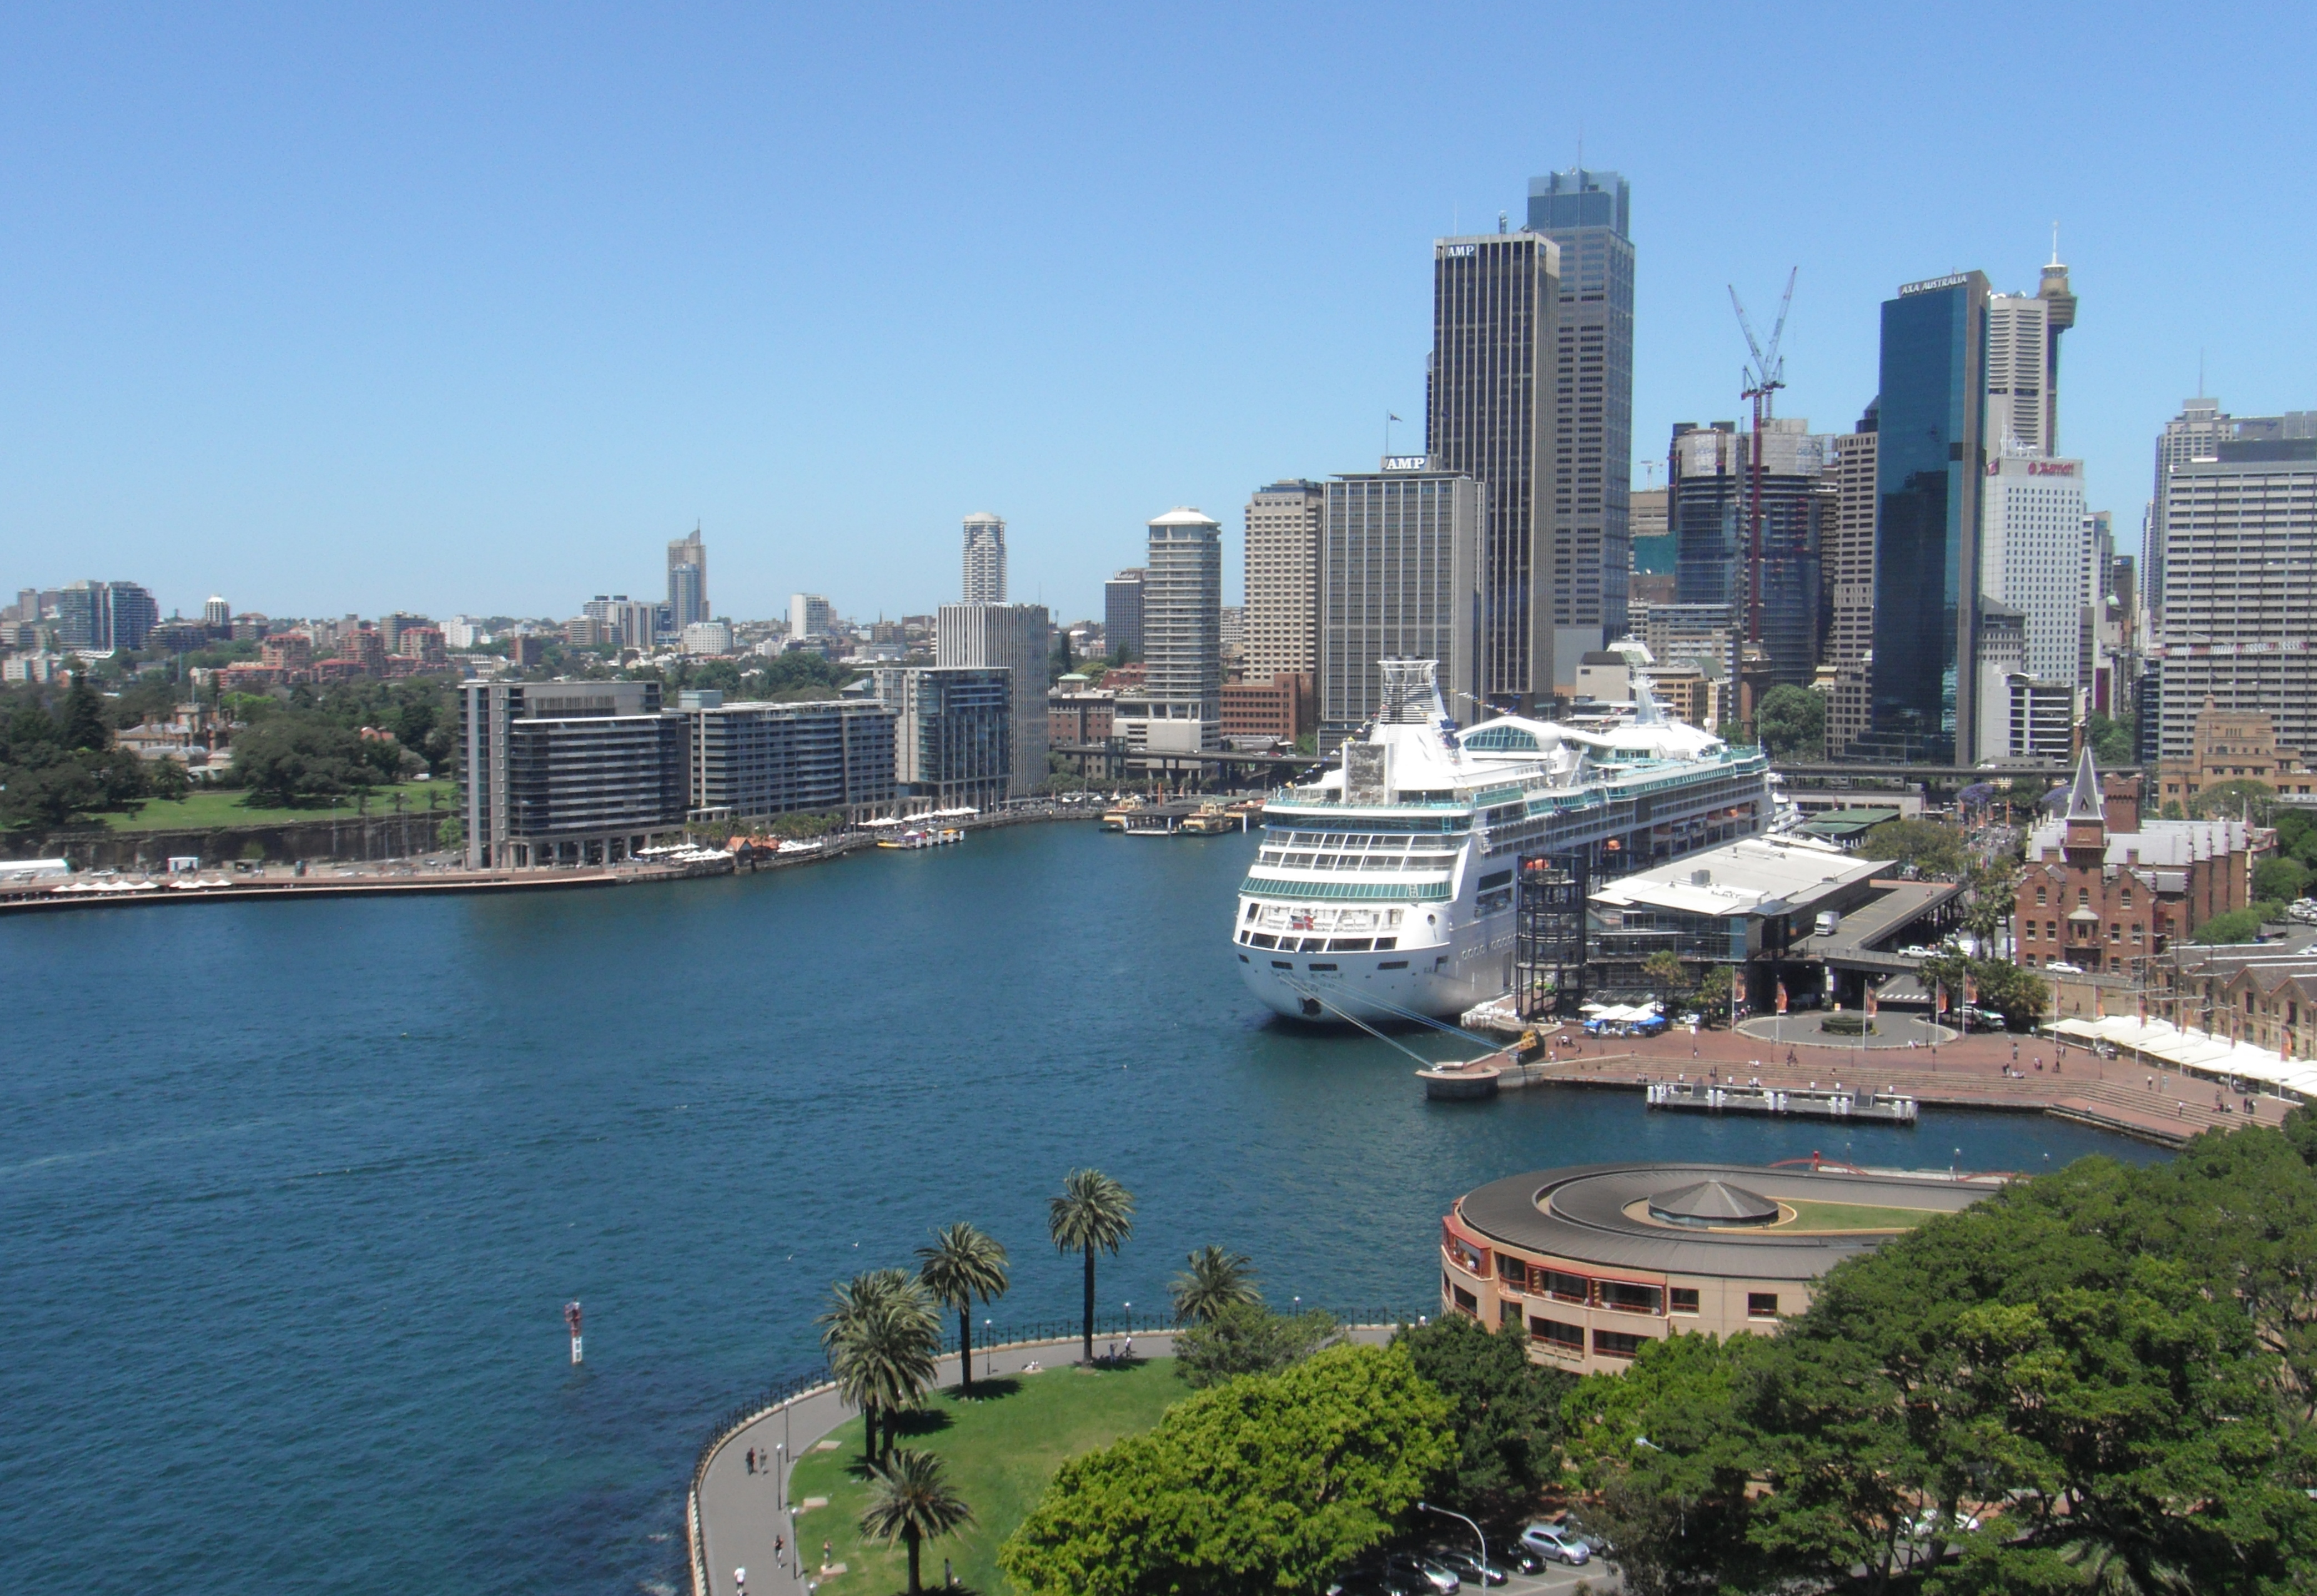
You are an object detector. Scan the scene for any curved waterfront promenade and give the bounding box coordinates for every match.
[690,1325,1400,1596]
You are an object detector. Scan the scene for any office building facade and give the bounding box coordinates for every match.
[1113,508,1222,755]
[1872,271,1992,762]
[53,580,159,653]
[2153,437,2317,762]
[2145,400,2317,635]
[1981,455,2088,689]
[1244,480,1324,684]
[872,666,1012,810]
[1527,168,1636,666]
[1426,230,1560,707]
[1103,568,1145,659]
[1823,407,1879,757]
[685,693,897,824]
[1668,420,1829,688]
[1317,462,1482,747]
[961,513,1007,603]
[937,601,1050,798]
[459,679,688,868]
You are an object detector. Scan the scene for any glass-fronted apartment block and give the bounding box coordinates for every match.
[1103,568,1144,659]
[1426,231,1559,711]
[872,666,1012,811]
[1872,272,1991,762]
[937,601,1050,798]
[1317,463,1482,748]
[685,694,897,824]
[460,679,688,868]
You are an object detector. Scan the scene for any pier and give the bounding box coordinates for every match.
[1646,1079,1918,1123]
[1420,1019,2286,1147]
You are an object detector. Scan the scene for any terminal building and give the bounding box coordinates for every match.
[1442,1161,1988,1373]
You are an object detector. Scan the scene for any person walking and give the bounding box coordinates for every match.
[746,1447,756,1475]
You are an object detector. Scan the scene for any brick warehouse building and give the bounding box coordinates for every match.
[2014,748,2269,974]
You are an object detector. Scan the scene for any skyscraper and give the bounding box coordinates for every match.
[1244,480,1324,686]
[1983,295,2052,455]
[667,530,708,627]
[937,601,1049,799]
[1823,402,1879,757]
[1668,420,1830,687]
[1426,230,1559,709]
[1977,453,2088,761]
[2153,433,2317,762]
[1526,167,1635,665]
[1103,568,1145,658]
[1872,271,1992,761]
[1318,461,1481,746]
[1112,510,1221,754]
[961,513,1007,603]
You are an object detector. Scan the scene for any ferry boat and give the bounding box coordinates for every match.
[1233,659,1773,1021]
[877,825,964,850]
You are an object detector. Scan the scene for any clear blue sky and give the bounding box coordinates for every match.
[4,4,2309,626]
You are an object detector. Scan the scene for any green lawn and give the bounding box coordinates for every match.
[100,782,448,832]
[1775,1200,1937,1233]
[786,1357,1184,1595]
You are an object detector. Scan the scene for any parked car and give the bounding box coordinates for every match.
[1428,1548,1509,1587]
[2045,960,2083,974]
[1504,1545,1547,1574]
[1383,1552,1460,1593]
[1519,1524,1592,1566]
[1907,1509,1983,1538]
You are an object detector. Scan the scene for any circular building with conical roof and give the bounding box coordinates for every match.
[1440,1162,1994,1373]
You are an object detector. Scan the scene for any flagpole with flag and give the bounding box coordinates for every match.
[1385,412,1403,459]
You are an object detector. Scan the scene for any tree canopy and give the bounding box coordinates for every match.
[1393,1312,1571,1520]
[1754,684,1825,761]
[1559,1120,2317,1594]
[999,1342,1454,1596]
[1173,1301,1340,1389]
[1866,817,1969,877]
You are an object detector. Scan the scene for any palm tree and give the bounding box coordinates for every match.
[859,1448,976,1595]
[916,1222,1010,1395]
[1169,1245,1260,1323]
[817,1268,941,1464]
[1047,1167,1135,1364]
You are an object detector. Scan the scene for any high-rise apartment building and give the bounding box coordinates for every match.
[460,679,688,868]
[1872,271,1992,762]
[1103,569,1145,659]
[1318,461,1482,747]
[937,601,1050,799]
[1425,230,1560,708]
[1244,480,1324,684]
[790,593,833,641]
[961,513,1007,603]
[2153,436,2317,762]
[685,693,897,824]
[667,530,708,627]
[53,580,158,653]
[584,595,658,651]
[202,596,231,631]
[1526,168,1635,663]
[1113,509,1221,754]
[870,666,1013,811]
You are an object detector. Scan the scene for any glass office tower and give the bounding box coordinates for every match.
[1872,272,1990,762]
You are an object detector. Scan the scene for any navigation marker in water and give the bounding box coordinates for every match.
[565,1300,584,1365]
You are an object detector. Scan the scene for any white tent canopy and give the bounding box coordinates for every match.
[2048,1015,2317,1101]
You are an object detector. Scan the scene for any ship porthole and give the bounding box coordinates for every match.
[1300,998,1323,1018]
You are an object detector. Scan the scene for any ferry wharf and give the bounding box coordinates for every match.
[1436,1024,2277,1148]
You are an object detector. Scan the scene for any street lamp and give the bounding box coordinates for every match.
[775,1442,786,1511]
[1417,1501,1486,1574]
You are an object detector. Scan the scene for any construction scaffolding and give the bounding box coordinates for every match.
[1514,850,1589,1019]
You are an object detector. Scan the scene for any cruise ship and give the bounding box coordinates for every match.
[1233,660,1775,1021]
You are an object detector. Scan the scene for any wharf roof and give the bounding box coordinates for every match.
[1456,1162,1987,1282]
[1591,834,1889,921]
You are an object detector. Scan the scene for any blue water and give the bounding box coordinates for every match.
[0,824,2163,1594]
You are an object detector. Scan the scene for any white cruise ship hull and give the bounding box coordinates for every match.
[1234,915,1513,1021]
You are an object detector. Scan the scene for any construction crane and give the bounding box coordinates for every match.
[1728,268,1797,649]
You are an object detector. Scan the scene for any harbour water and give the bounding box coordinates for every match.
[1,823,2162,1595]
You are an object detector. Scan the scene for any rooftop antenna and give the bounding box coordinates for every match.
[2049,220,2060,266]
